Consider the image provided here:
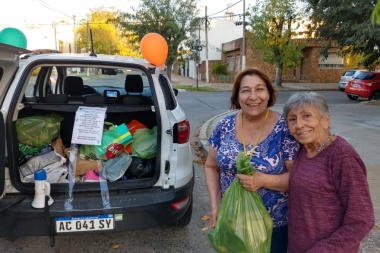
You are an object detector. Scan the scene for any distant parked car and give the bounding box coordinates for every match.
[338,69,365,91]
[345,70,380,100]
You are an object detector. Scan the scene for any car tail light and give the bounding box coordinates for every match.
[173,119,190,144]
[171,196,190,210]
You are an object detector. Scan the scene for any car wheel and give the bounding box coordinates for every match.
[172,196,193,227]
[370,90,380,100]
[339,88,345,92]
[347,94,358,100]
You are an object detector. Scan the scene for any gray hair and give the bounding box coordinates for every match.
[283,92,330,123]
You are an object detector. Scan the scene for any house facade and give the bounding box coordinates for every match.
[220,36,346,83]
[180,17,243,81]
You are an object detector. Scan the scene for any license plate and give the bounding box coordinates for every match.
[353,83,359,87]
[56,214,114,233]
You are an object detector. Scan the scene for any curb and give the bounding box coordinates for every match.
[198,110,234,157]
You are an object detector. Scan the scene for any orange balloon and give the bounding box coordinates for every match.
[140,33,168,66]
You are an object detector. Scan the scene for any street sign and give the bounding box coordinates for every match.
[191,46,202,51]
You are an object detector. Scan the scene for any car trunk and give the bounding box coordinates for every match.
[10,102,160,194]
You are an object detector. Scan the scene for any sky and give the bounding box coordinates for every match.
[0,0,255,49]
[0,0,255,28]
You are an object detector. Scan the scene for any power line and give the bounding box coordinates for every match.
[208,0,242,17]
[37,0,72,18]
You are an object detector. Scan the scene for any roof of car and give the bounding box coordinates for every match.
[20,51,153,68]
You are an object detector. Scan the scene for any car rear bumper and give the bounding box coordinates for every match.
[338,82,347,90]
[345,87,371,98]
[0,177,194,237]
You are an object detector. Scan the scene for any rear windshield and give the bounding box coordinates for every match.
[343,71,356,76]
[355,72,376,80]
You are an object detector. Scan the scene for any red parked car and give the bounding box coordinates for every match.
[345,70,380,100]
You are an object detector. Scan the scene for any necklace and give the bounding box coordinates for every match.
[317,133,332,153]
[241,109,270,157]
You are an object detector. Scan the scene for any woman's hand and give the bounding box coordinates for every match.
[209,203,220,228]
[237,172,263,192]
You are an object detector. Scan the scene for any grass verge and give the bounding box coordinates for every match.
[172,85,219,92]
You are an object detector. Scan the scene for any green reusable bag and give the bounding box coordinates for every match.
[131,126,157,159]
[80,123,133,160]
[16,114,63,147]
[208,152,273,253]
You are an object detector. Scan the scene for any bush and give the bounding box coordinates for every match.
[212,62,229,76]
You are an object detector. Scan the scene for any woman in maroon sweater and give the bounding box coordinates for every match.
[283,92,375,253]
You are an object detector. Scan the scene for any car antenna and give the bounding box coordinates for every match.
[89,29,97,57]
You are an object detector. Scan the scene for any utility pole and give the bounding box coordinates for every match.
[205,6,209,83]
[53,22,57,50]
[86,21,90,53]
[242,0,246,70]
[73,15,76,53]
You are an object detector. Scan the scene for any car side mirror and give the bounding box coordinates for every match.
[173,88,178,96]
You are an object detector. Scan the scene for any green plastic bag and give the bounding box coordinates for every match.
[16,114,63,147]
[131,126,157,159]
[208,152,273,253]
[80,123,133,160]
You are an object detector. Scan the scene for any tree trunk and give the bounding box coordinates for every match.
[274,62,283,87]
[166,63,173,81]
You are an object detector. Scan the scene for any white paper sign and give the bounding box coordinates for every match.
[71,106,107,145]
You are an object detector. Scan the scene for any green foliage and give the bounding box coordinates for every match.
[304,0,380,69]
[372,0,380,25]
[248,0,305,86]
[211,61,229,75]
[113,0,201,67]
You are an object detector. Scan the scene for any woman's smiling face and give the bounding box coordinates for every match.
[238,74,270,117]
[286,104,330,145]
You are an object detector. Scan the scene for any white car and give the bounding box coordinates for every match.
[0,42,194,242]
[338,69,366,91]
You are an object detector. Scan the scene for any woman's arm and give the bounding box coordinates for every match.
[204,147,221,228]
[306,153,375,253]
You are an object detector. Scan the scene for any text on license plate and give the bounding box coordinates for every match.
[56,214,114,233]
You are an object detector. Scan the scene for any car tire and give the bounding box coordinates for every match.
[172,196,193,227]
[370,90,380,100]
[339,88,345,92]
[347,94,358,100]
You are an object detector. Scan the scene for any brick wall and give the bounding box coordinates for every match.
[218,36,346,83]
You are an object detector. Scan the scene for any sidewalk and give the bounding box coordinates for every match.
[171,74,380,252]
[171,73,338,92]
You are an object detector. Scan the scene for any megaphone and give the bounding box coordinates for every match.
[31,169,54,209]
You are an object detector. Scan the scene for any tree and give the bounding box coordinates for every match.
[304,0,380,69]
[113,0,201,80]
[248,0,304,87]
[75,9,140,57]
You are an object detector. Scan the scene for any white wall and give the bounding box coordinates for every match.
[0,19,75,52]
[187,18,243,79]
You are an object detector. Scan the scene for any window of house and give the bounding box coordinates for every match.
[235,54,241,72]
[227,56,234,72]
[318,53,344,69]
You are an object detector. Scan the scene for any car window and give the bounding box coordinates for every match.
[355,72,375,80]
[343,71,355,76]
[352,71,362,78]
[24,65,152,101]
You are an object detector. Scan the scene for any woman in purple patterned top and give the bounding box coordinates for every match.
[204,68,298,253]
